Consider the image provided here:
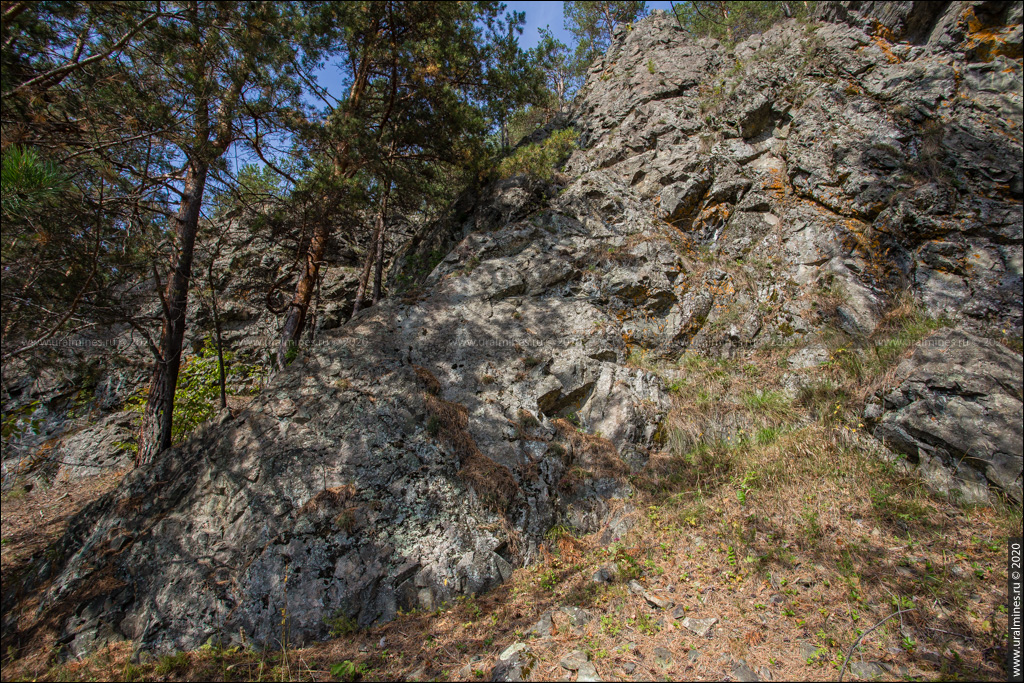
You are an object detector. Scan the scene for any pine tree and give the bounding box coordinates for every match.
[564,1,649,69]
[276,1,544,366]
[672,1,817,45]
[129,1,321,464]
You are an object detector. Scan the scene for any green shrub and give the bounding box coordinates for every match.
[330,660,368,681]
[126,337,266,445]
[496,128,577,182]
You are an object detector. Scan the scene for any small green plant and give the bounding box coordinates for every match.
[800,507,822,543]
[613,546,642,580]
[601,614,622,636]
[890,594,914,610]
[283,340,299,366]
[647,59,656,74]
[457,595,483,621]
[324,612,360,637]
[539,569,559,591]
[628,612,661,636]
[330,660,368,681]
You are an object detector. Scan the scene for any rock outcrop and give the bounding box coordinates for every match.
[867,328,1023,503]
[5,0,1021,659]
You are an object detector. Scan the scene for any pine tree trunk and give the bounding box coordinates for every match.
[277,220,328,370]
[209,258,227,410]
[137,162,208,465]
[351,223,378,318]
[371,184,390,304]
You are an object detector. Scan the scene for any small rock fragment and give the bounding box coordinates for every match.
[499,643,528,661]
[653,647,673,668]
[798,642,820,661]
[560,650,589,671]
[643,592,672,610]
[560,605,595,627]
[681,616,718,637]
[576,661,602,682]
[526,612,553,638]
[732,660,761,682]
[850,661,886,679]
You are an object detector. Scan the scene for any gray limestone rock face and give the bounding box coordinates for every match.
[869,329,1023,503]
[32,142,675,661]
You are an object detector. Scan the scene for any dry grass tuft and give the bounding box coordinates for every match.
[423,393,520,513]
[412,364,442,395]
[458,451,520,513]
[551,418,627,482]
[297,484,356,516]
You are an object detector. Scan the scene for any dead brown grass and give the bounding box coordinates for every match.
[422,391,519,513]
[412,364,442,395]
[551,418,625,481]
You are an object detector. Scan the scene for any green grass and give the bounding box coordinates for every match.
[627,612,661,636]
[154,652,189,676]
[740,389,792,420]
[754,426,782,445]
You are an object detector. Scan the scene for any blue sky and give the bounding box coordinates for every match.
[311,2,678,102]
[507,1,677,50]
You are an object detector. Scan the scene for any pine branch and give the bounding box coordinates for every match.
[9,10,163,97]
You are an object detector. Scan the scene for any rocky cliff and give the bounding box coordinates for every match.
[3,0,1021,661]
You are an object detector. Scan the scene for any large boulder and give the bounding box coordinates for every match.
[867,329,1023,503]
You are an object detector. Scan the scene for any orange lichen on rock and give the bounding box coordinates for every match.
[960,6,1023,60]
[870,36,902,64]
